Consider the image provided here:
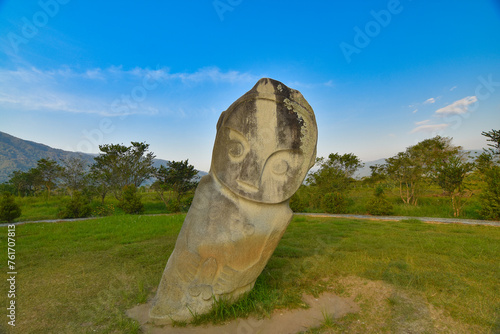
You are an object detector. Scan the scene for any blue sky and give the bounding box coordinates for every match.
[0,0,499,172]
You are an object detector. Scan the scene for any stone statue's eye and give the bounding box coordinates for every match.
[264,150,303,180]
[272,159,289,175]
[229,141,244,158]
[226,128,249,162]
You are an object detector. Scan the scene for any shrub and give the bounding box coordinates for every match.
[166,199,180,213]
[119,185,144,214]
[58,191,92,219]
[290,189,308,212]
[321,192,348,213]
[0,193,22,223]
[180,193,195,212]
[366,186,394,216]
[91,203,115,217]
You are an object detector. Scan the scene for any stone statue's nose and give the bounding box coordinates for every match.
[236,158,261,193]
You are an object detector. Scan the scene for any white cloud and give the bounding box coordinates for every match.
[324,80,334,87]
[434,96,478,116]
[450,86,457,91]
[0,65,258,116]
[412,109,418,113]
[415,119,430,125]
[169,67,258,84]
[423,97,436,104]
[411,123,449,134]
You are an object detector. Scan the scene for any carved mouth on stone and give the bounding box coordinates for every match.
[236,179,259,193]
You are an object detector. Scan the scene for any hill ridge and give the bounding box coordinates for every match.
[0,131,176,184]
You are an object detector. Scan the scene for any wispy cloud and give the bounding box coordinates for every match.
[415,119,430,125]
[0,65,259,116]
[449,86,457,91]
[435,96,477,116]
[411,123,449,134]
[423,97,436,104]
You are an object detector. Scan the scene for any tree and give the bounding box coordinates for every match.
[476,129,500,220]
[367,164,388,185]
[8,170,33,197]
[482,129,500,156]
[306,153,362,213]
[152,160,199,210]
[91,142,156,200]
[434,154,474,217]
[307,153,363,192]
[119,185,144,214]
[385,136,460,205]
[33,158,63,198]
[0,193,21,223]
[60,156,90,197]
[385,151,422,205]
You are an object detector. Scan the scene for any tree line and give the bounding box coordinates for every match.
[0,142,199,220]
[1,129,499,222]
[291,129,500,220]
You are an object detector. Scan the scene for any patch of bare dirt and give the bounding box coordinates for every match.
[127,292,359,334]
[334,276,479,334]
[127,276,479,334]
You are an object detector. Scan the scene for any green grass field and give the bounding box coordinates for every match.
[0,215,498,333]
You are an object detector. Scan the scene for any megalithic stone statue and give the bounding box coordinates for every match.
[150,78,318,322]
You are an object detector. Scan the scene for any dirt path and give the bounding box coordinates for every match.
[2,213,499,227]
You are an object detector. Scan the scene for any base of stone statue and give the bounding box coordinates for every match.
[126,291,359,334]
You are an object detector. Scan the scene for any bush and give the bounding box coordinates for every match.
[119,185,144,214]
[166,199,180,213]
[180,193,195,212]
[289,192,306,212]
[58,192,92,219]
[91,203,115,217]
[366,186,394,216]
[0,193,22,223]
[321,192,348,213]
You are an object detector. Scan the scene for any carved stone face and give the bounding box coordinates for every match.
[211,78,317,204]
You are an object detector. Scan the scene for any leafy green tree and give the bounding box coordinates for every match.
[482,129,500,156]
[152,160,199,210]
[434,154,474,217]
[119,185,144,214]
[60,156,90,197]
[8,170,32,197]
[8,166,46,197]
[0,183,15,195]
[91,142,156,200]
[306,153,362,213]
[33,158,63,198]
[385,136,460,205]
[366,164,388,185]
[476,129,500,220]
[0,193,21,223]
[385,151,420,205]
[307,153,363,192]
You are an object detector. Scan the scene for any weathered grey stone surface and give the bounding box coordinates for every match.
[149,78,318,322]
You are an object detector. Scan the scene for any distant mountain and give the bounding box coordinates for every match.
[0,131,96,183]
[0,131,206,184]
